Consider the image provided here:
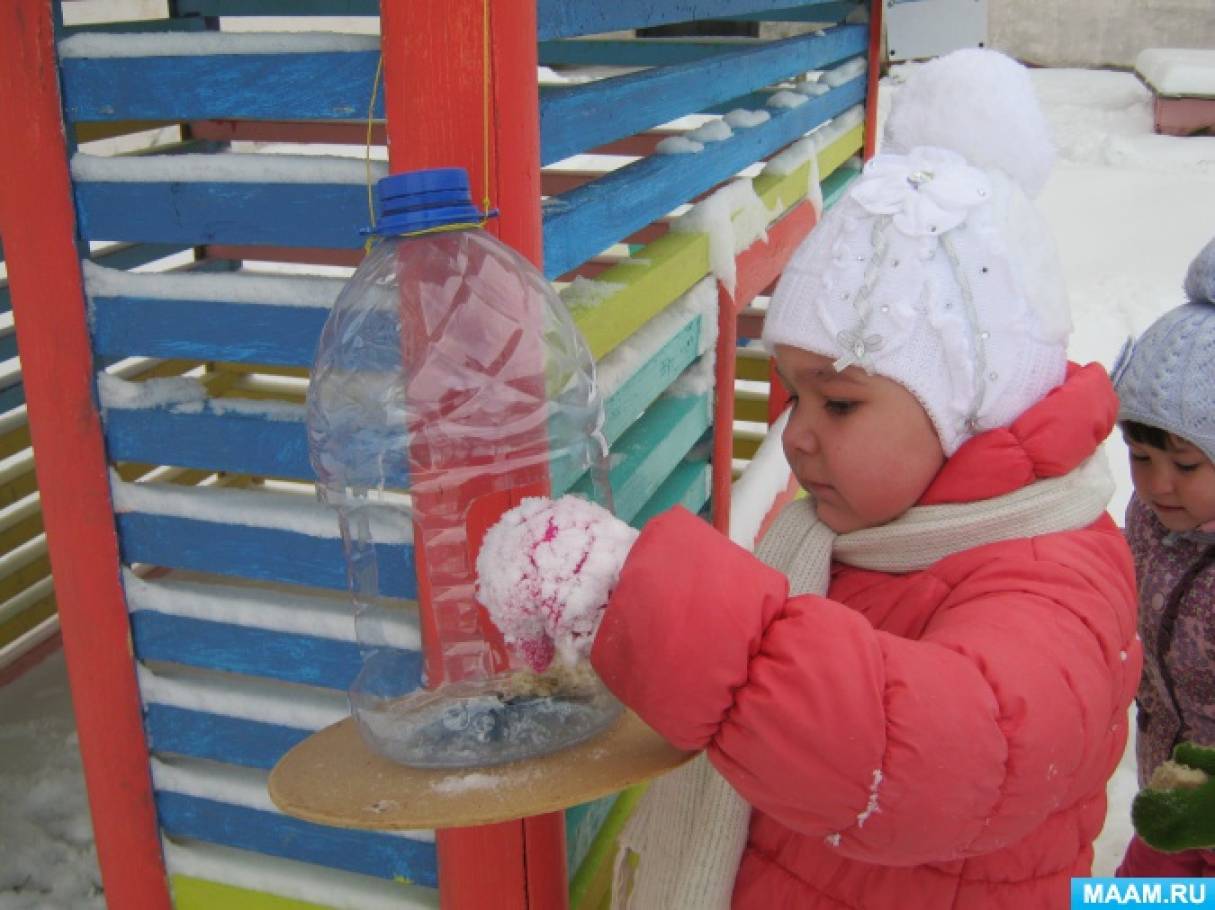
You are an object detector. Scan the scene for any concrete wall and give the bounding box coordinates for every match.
[989,0,1214,69]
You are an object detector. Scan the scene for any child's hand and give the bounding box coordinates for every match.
[1132,742,1215,852]
[475,495,639,673]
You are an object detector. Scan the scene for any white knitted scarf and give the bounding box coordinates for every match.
[611,451,1114,909]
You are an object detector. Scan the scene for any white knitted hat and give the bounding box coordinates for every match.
[764,49,1072,455]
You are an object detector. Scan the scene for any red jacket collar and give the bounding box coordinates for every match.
[918,363,1118,506]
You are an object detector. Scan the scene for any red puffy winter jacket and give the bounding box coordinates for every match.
[591,364,1141,909]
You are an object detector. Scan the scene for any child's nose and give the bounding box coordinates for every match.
[784,407,821,455]
[1145,463,1174,496]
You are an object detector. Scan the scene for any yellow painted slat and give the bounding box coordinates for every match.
[735,354,771,382]
[0,424,31,460]
[734,435,762,460]
[0,509,43,554]
[570,231,711,363]
[0,591,55,650]
[171,875,336,910]
[733,394,769,424]
[816,124,865,185]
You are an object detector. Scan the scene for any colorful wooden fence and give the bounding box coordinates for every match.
[0,1,879,907]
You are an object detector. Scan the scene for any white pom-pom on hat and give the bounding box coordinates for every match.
[883,48,1055,198]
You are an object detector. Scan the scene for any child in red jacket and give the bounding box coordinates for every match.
[477,50,1140,910]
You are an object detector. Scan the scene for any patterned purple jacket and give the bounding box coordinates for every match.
[1126,494,1215,786]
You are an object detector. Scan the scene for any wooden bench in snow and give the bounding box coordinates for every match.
[1136,49,1215,137]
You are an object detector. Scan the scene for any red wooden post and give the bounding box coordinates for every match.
[864,0,885,160]
[0,3,171,908]
[379,4,565,908]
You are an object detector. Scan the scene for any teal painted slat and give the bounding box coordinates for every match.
[574,391,711,524]
[60,51,380,123]
[0,330,16,362]
[542,75,866,278]
[536,0,844,40]
[601,316,703,446]
[62,17,210,36]
[117,512,416,598]
[631,458,711,527]
[0,282,9,316]
[540,25,865,164]
[172,0,378,13]
[564,795,618,882]
[75,181,367,248]
[821,159,862,208]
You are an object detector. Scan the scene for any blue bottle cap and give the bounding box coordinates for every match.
[372,167,485,237]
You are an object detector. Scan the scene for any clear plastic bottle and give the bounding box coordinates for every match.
[307,168,621,768]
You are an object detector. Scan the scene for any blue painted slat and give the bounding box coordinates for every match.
[536,0,849,40]
[0,284,8,316]
[727,1,858,21]
[104,406,315,481]
[90,297,327,366]
[129,611,402,691]
[155,793,438,886]
[75,182,367,249]
[62,18,210,35]
[117,513,416,598]
[61,52,380,123]
[542,75,866,279]
[0,382,25,415]
[540,25,866,164]
[93,242,193,271]
[0,332,16,362]
[539,39,741,68]
[145,704,314,770]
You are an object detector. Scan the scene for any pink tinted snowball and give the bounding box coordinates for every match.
[475,496,638,672]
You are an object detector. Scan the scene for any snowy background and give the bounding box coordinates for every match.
[2,25,1215,910]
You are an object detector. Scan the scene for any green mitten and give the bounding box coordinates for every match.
[1132,742,1215,852]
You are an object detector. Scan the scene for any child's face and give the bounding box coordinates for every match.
[1123,432,1215,532]
[775,345,946,533]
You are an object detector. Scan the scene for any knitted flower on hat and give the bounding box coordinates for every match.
[764,49,1071,455]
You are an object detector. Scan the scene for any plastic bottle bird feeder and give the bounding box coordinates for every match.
[307,167,625,767]
[269,169,692,832]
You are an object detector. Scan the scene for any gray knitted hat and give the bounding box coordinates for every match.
[1113,235,1215,463]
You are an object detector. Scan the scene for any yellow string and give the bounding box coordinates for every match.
[364,53,386,253]
[362,0,493,247]
[481,0,493,218]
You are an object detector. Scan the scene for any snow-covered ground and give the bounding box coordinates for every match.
[2,66,1214,908]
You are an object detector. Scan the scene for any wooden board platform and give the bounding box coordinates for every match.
[268,710,694,831]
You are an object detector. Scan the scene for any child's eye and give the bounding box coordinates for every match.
[825,399,856,416]
[1174,462,1201,473]
[1128,452,1149,463]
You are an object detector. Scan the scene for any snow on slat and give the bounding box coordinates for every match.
[126,570,418,647]
[543,75,866,279]
[539,25,865,165]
